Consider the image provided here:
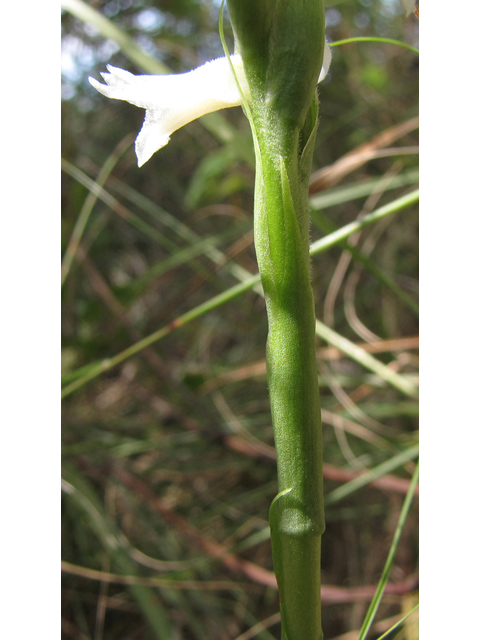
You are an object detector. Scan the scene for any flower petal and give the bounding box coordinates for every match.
[89,56,246,165]
[89,43,331,166]
[319,43,332,82]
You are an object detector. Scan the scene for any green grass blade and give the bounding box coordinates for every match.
[356,461,419,640]
[311,209,419,315]
[123,226,248,299]
[315,320,418,398]
[375,604,419,640]
[61,135,133,286]
[330,37,419,55]
[325,444,419,505]
[62,467,173,639]
[309,189,418,255]
[61,274,260,398]
[62,191,418,397]
[61,159,176,247]
[93,173,257,284]
[61,0,170,73]
[310,170,419,210]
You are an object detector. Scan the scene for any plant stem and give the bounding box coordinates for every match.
[253,104,325,639]
[220,0,329,624]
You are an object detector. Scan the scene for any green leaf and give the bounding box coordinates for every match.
[357,462,419,640]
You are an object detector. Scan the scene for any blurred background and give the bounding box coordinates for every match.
[61,1,419,638]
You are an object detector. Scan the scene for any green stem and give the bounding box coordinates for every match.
[253,103,325,639]
[224,5,331,628]
[223,1,328,630]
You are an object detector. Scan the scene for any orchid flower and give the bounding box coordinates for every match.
[89,45,332,167]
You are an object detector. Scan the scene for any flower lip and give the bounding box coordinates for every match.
[89,56,246,166]
[89,44,331,167]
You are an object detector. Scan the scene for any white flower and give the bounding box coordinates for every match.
[89,45,332,167]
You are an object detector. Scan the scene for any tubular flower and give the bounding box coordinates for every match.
[89,45,331,167]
